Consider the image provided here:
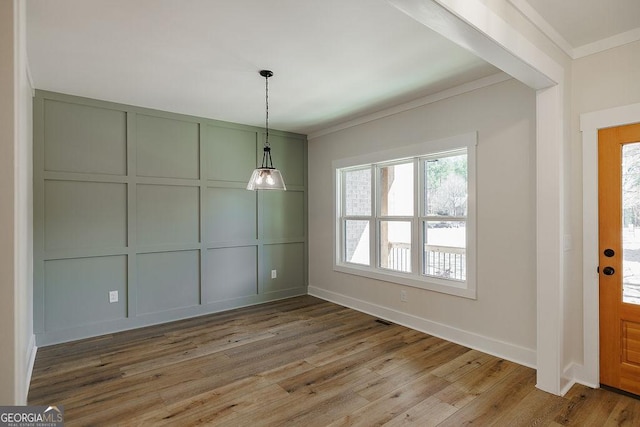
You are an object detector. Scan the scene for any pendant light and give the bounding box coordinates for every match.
[246,70,287,191]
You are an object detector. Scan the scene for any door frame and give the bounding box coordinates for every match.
[581,101,640,387]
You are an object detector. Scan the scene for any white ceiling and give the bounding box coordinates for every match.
[27,0,500,135]
[27,0,639,135]
[513,0,640,57]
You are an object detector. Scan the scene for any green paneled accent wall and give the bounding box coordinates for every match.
[262,191,305,239]
[136,250,201,315]
[204,246,258,302]
[262,243,306,293]
[44,256,128,330]
[269,134,306,187]
[44,181,127,250]
[205,188,257,243]
[43,100,127,175]
[136,184,200,246]
[33,90,308,345]
[136,115,200,179]
[205,125,257,182]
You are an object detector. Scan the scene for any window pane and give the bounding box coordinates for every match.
[623,143,640,304]
[380,163,413,216]
[424,153,467,217]
[344,168,371,216]
[423,221,466,281]
[380,220,411,272]
[345,220,370,265]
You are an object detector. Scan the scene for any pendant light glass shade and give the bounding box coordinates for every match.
[247,70,286,191]
[246,167,286,190]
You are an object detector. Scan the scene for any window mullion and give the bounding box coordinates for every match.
[414,158,421,277]
[375,163,382,270]
[341,170,347,263]
[338,170,344,264]
[370,165,377,269]
[424,216,467,221]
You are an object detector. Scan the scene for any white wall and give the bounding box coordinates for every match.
[572,41,640,114]
[0,0,17,404]
[567,40,640,368]
[15,0,34,404]
[309,78,537,365]
[0,0,33,405]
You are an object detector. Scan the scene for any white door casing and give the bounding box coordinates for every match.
[580,102,640,388]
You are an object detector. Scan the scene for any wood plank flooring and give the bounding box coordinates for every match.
[29,296,640,426]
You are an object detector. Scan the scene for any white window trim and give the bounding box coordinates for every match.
[333,132,477,299]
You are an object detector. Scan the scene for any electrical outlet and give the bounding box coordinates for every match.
[109,290,119,303]
[271,269,277,279]
[400,290,407,302]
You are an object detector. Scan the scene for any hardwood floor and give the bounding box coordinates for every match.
[29,296,640,426]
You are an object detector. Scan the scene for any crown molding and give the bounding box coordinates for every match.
[308,72,511,140]
[573,27,640,59]
[508,0,574,58]
[509,0,640,60]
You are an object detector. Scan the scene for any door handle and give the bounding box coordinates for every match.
[603,266,615,276]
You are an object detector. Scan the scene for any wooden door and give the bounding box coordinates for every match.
[599,122,640,394]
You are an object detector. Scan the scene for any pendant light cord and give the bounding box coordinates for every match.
[265,74,270,150]
[264,72,274,168]
[258,70,274,169]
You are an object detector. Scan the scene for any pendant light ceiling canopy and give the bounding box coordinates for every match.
[246,70,287,191]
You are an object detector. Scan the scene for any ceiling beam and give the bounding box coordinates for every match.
[387,0,559,89]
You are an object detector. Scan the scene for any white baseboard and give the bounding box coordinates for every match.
[570,362,599,391]
[309,286,536,368]
[24,334,37,403]
[560,363,578,396]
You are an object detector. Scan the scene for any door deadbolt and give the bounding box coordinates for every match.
[604,248,615,257]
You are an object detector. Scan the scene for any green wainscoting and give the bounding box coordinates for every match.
[33,90,308,345]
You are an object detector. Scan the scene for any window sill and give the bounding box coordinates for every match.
[333,263,476,299]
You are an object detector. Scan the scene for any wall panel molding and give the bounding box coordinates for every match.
[33,90,308,346]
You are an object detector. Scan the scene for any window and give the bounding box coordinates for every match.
[423,151,467,281]
[379,161,414,273]
[334,133,476,298]
[343,167,371,266]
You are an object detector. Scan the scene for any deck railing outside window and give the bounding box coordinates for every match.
[424,245,466,281]
[387,242,466,281]
[387,242,411,272]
